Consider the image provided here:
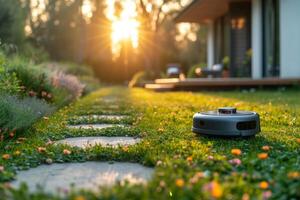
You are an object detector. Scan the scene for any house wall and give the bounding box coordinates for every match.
[280,0,300,78]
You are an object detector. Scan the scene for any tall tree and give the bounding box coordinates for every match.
[136,0,184,76]
[0,0,26,46]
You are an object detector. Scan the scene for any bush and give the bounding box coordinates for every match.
[51,71,85,105]
[0,94,54,135]
[40,62,100,95]
[187,63,207,78]
[6,57,54,99]
[0,53,20,94]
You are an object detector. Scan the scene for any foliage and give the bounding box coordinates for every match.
[0,0,26,45]
[51,71,85,103]
[40,62,100,95]
[0,53,20,94]
[0,87,299,199]
[6,57,54,99]
[0,94,54,134]
[187,63,206,78]
[222,56,230,70]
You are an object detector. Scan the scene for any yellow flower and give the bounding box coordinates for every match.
[13,151,21,156]
[158,128,164,132]
[258,153,268,160]
[175,178,185,188]
[211,181,223,198]
[63,149,72,155]
[261,146,270,151]
[231,149,242,156]
[122,146,129,152]
[259,181,269,189]
[287,171,300,179]
[2,154,10,160]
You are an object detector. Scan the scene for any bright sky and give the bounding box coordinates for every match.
[105,0,139,58]
[27,0,196,56]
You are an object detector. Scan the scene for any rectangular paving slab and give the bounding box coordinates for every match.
[55,136,140,148]
[67,124,126,129]
[11,162,154,194]
[76,115,128,120]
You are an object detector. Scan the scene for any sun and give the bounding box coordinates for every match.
[111,18,139,48]
[107,0,139,57]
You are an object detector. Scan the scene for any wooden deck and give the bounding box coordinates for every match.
[145,78,300,91]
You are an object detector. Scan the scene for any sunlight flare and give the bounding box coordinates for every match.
[106,0,140,57]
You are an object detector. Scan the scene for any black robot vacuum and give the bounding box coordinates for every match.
[192,107,260,137]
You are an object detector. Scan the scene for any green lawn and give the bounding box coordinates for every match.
[0,87,299,199]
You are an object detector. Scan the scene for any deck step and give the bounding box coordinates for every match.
[145,78,300,91]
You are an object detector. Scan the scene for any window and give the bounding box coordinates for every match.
[263,0,280,77]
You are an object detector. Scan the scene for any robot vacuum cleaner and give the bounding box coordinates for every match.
[192,107,260,137]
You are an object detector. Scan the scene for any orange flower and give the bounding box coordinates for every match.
[63,149,71,155]
[186,156,193,162]
[259,181,269,189]
[258,153,268,160]
[242,193,250,200]
[37,147,46,153]
[195,172,204,178]
[297,138,300,144]
[74,195,86,200]
[262,146,270,151]
[231,149,242,156]
[175,178,185,187]
[287,171,300,179]
[41,91,47,97]
[2,154,10,160]
[211,181,223,198]
[9,132,14,138]
[122,146,129,152]
[13,151,21,156]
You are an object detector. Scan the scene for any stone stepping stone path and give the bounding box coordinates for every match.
[102,97,118,103]
[76,114,128,121]
[67,124,126,130]
[12,162,153,193]
[11,95,153,194]
[56,136,140,148]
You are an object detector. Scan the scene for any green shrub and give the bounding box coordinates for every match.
[0,52,20,94]
[6,57,53,98]
[0,94,54,134]
[187,63,206,78]
[40,62,100,95]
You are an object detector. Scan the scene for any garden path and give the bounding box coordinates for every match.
[12,91,153,194]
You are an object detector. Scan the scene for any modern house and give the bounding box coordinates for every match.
[175,0,300,79]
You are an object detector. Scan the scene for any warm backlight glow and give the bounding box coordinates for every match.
[107,0,139,57]
[81,0,93,21]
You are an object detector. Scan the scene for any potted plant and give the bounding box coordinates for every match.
[222,56,230,78]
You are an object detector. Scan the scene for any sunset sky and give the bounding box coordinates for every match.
[27,0,195,56]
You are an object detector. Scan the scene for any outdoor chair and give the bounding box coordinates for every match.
[199,64,223,78]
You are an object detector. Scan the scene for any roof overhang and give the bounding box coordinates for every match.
[175,0,249,23]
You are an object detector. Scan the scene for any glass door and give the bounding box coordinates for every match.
[263,0,280,77]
